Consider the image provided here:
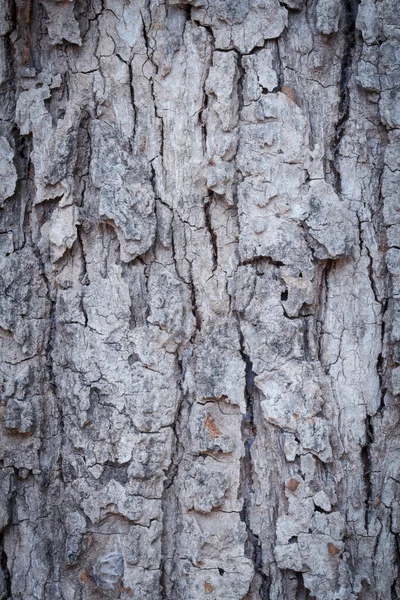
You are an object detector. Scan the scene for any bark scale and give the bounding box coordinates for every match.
[0,0,399,599]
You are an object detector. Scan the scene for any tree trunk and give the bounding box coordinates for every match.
[0,0,399,598]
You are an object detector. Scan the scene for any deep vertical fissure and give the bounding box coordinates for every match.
[0,542,11,598]
[231,36,271,597]
[159,352,188,600]
[330,0,359,194]
[237,322,270,598]
[361,413,374,531]
[316,259,333,367]
[204,195,218,272]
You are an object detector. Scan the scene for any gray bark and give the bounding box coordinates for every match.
[0,0,399,598]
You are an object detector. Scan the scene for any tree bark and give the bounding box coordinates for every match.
[0,0,399,598]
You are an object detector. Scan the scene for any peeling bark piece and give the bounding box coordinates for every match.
[242,48,278,104]
[0,137,17,203]
[190,403,238,455]
[91,121,156,261]
[171,0,287,53]
[306,180,355,259]
[39,204,78,263]
[4,398,34,434]
[392,366,400,395]
[281,275,314,317]
[184,459,230,513]
[205,51,239,134]
[41,0,82,45]
[174,513,253,598]
[313,490,332,512]
[79,480,145,524]
[259,364,334,463]
[0,248,50,358]
[316,0,342,34]
[195,323,246,411]
[93,551,124,591]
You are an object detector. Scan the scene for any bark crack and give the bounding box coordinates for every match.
[236,321,270,599]
[330,0,359,195]
[203,196,218,272]
[159,353,189,600]
[361,413,374,532]
[0,542,11,599]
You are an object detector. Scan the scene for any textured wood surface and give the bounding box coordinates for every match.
[0,0,399,598]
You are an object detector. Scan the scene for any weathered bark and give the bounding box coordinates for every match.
[0,0,399,598]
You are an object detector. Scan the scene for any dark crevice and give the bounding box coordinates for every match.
[149,161,158,204]
[204,197,218,272]
[0,543,11,598]
[329,0,359,195]
[279,1,301,11]
[302,318,311,361]
[129,62,137,140]
[235,51,245,114]
[191,14,214,46]
[188,263,202,333]
[366,242,382,307]
[357,215,382,307]
[240,256,285,269]
[295,571,315,600]
[391,533,400,599]
[237,325,270,599]
[159,354,188,600]
[140,7,165,155]
[76,225,90,289]
[159,451,180,599]
[361,413,374,532]
[376,353,386,413]
[391,582,399,600]
[313,504,329,514]
[274,38,284,91]
[357,209,388,414]
[316,259,333,366]
[116,54,137,141]
[377,298,387,413]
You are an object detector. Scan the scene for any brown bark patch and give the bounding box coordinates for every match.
[205,413,221,437]
[79,569,89,583]
[286,478,301,493]
[328,542,340,556]
[204,581,214,593]
[282,85,299,106]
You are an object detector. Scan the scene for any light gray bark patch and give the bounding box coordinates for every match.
[0,138,17,203]
[1,0,399,598]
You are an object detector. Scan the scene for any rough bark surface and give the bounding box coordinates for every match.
[0,0,399,598]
